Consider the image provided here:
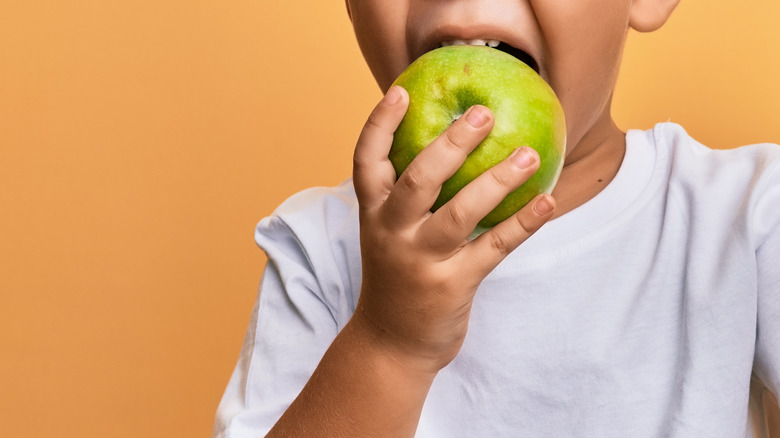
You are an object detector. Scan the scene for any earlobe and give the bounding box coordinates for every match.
[629,0,680,33]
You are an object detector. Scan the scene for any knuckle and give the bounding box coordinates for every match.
[445,201,470,229]
[365,111,384,131]
[428,265,457,293]
[352,150,370,170]
[487,165,515,188]
[512,210,536,235]
[487,231,515,256]
[441,127,468,153]
[398,165,427,193]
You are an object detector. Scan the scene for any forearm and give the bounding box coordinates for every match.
[267,312,437,438]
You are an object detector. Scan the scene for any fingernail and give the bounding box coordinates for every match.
[465,105,489,127]
[534,196,554,215]
[511,147,536,168]
[384,86,402,105]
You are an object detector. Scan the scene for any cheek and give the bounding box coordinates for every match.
[349,1,411,91]
[556,32,626,129]
[536,2,630,140]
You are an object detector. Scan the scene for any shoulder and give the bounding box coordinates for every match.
[257,179,357,232]
[652,122,780,174]
[650,122,780,176]
[255,178,360,262]
[648,122,780,245]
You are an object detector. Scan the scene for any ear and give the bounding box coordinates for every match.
[345,0,352,22]
[629,0,680,33]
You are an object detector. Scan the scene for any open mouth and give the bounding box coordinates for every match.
[436,39,539,74]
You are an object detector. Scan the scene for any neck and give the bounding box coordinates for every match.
[549,109,626,219]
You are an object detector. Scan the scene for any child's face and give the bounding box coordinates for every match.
[346,0,675,156]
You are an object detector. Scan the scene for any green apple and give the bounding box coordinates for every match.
[389,45,566,234]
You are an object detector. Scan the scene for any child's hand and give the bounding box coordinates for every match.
[267,86,557,436]
[352,85,556,373]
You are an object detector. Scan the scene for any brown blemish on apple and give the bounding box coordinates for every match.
[432,79,445,99]
[463,63,471,75]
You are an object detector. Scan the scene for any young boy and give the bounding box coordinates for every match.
[214,1,780,436]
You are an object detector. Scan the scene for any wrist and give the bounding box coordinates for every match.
[345,306,451,379]
[268,305,440,437]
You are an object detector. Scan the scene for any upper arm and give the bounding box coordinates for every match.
[213,215,347,437]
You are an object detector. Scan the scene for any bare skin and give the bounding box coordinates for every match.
[269,0,679,436]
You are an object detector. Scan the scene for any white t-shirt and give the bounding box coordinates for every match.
[214,123,780,437]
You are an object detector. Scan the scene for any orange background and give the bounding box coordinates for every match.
[1,1,779,437]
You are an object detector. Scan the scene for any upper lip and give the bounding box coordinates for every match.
[412,24,542,75]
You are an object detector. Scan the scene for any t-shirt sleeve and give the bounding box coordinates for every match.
[212,214,344,438]
[752,148,780,400]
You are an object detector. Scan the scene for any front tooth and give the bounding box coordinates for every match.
[441,39,496,47]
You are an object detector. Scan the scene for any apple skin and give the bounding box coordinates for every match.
[389,45,566,233]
